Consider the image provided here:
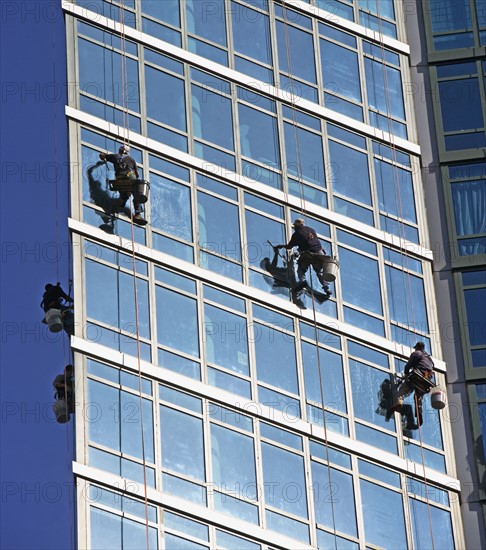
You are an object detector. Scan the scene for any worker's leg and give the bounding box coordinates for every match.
[388,380,413,414]
[312,263,331,295]
[295,260,309,292]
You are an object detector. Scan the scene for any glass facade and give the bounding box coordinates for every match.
[64,0,467,548]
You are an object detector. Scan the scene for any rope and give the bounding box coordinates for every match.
[281,2,339,546]
[118,2,150,546]
[374,2,435,546]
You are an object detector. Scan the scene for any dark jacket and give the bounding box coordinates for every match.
[404,350,434,375]
[104,153,139,178]
[287,225,323,253]
[41,284,73,312]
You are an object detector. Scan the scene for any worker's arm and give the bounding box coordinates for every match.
[276,234,298,250]
[404,351,421,375]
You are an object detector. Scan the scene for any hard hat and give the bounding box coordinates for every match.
[413,342,425,350]
[292,218,304,227]
[119,145,130,154]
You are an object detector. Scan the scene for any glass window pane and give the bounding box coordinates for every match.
[150,174,192,241]
[320,40,361,102]
[141,0,180,26]
[255,324,298,394]
[192,85,234,150]
[439,79,483,132]
[245,211,285,268]
[156,286,199,357]
[186,0,227,46]
[365,59,404,120]
[311,462,357,537]
[339,247,383,315]
[145,66,185,131]
[302,342,346,413]
[375,159,416,223]
[262,443,308,518]
[360,479,407,548]
[91,508,121,549]
[329,141,371,205]
[205,304,249,375]
[277,21,316,84]
[239,104,281,169]
[451,180,486,240]
[409,499,454,549]
[231,2,271,65]
[160,406,205,481]
[284,123,325,186]
[198,192,241,261]
[464,289,486,345]
[211,424,257,500]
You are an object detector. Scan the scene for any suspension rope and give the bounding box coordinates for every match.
[118,1,150,546]
[374,2,435,547]
[281,2,339,547]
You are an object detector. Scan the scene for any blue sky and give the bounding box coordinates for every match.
[1,3,73,548]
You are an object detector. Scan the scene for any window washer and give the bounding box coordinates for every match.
[276,218,332,299]
[40,283,73,313]
[52,365,74,424]
[387,342,434,429]
[99,145,146,225]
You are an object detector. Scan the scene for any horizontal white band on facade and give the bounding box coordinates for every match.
[62,2,420,156]
[67,106,432,261]
[69,216,446,372]
[73,461,316,550]
[72,335,458,491]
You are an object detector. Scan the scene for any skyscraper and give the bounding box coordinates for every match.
[61,0,478,547]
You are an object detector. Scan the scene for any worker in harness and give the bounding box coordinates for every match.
[52,365,74,423]
[387,342,434,429]
[40,283,73,313]
[99,145,145,224]
[276,218,332,299]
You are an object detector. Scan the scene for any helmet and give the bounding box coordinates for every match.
[119,145,130,155]
[413,342,425,350]
[292,218,304,227]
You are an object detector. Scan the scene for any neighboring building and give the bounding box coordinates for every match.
[405,1,486,547]
[62,0,475,547]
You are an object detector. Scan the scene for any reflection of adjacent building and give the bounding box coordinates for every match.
[63,1,475,548]
[406,2,486,547]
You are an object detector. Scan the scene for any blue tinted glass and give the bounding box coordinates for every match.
[255,324,298,393]
[310,441,350,468]
[258,386,301,419]
[260,423,302,450]
[141,0,180,26]
[359,460,400,487]
[384,248,422,273]
[156,286,199,357]
[211,425,256,499]
[192,85,234,150]
[361,480,406,548]
[142,17,182,46]
[328,124,366,149]
[198,192,241,261]
[316,0,354,21]
[150,155,189,181]
[277,21,316,83]
[473,349,486,368]
[231,1,271,64]
[439,79,483,132]
[252,304,293,331]
[204,286,245,312]
[262,443,308,518]
[321,40,361,102]
[358,0,395,19]
[235,56,274,83]
[153,233,194,262]
[317,530,358,550]
[375,159,416,223]
[307,404,349,436]
[284,123,325,186]
[265,510,309,543]
[366,59,405,119]
[145,66,186,131]
[242,161,282,189]
[205,304,249,375]
[409,499,454,549]
[86,322,151,361]
[405,443,446,472]
[311,462,357,536]
[380,215,419,243]
[197,174,237,200]
[344,307,385,336]
[194,142,236,171]
[446,133,486,152]
[464,288,486,345]
[160,386,202,413]
[350,360,394,430]
[337,230,376,255]
[245,210,285,268]
[186,0,227,45]
[324,93,364,121]
[339,247,382,314]
[192,68,231,95]
[213,491,258,524]
[462,270,486,286]
[300,323,341,349]
[165,512,209,542]
[155,267,196,294]
[283,106,321,130]
[245,193,283,218]
[319,22,356,47]
[160,406,205,480]
[188,37,228,65]
[151,174,192,240]
[452,180,486,238]
[145,49,183,75]
[239,104,280,168]
[158,349,200,380]
[280,74,318,103]
[288,179,328,208]
[360,12,397,38]
[302,342,346,412]
[148,122,187,151]
[363,41,399,65]
[329,141,371,205]
[199,251,242,281]
[430,0,471,32]
[216,530,260,550]
[334,197,374,225]
[163,473,206,505]
[435,31,474,49]
[347,341,388,367]
[164,533,206,550]
[275,4,312,28]
[386,266,429,332]
[437,61,477,78]
[373,142,411,166]
[208,368,251,398]
[90,508,121,549]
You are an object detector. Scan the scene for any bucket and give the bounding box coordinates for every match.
[135,180,150,203]
[430,387,447,410]
[45,309,63,333]
[320,256,339,282]
[53,399,70,423]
